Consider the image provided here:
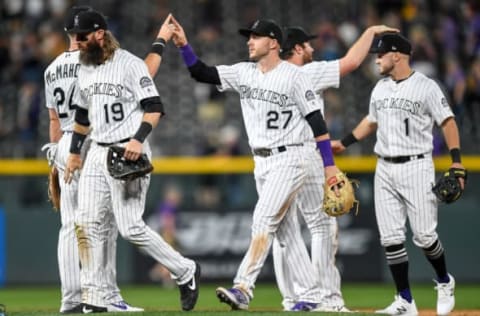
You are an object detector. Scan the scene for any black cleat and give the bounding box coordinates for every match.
[61,304,83,314]
[178,262,201,311]
[79,303,107,313]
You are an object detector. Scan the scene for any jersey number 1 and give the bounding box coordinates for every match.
[404,118,409,136]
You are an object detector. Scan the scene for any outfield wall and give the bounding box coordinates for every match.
[0,156,478,285]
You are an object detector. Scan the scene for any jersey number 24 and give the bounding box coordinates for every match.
[53,87,77,118]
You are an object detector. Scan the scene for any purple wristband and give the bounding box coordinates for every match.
[180,44,198,67]
[317,139,335,167]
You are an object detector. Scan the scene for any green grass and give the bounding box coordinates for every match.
[0,283,479,315]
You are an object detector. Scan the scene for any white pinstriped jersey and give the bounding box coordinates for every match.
[367,71,453,156]
[216,61,322,149]
[44,50,81,132]
[301,60,340,114]
[75,49,159,143]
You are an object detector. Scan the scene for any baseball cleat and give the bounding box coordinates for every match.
[107,301,144,312]
[434,273,455,315]
[79,303,107,313]
[216,287,249,310]
[314,304,352,312]
[60,304,83,314]
[178,262,201,311]
[290,301,318,311]
[375,295,418,315]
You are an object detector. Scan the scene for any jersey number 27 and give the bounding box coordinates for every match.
[267,110,292,129]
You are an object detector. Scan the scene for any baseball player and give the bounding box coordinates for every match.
[273,25,398,312]
[63,10,199,313]
[332,33,466,316]
[170,17,343,311]
[43,7,176,313]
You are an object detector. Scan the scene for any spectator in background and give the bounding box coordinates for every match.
[443,55,466,127]
[409,24,437,77]
[464,56,480,139]
[462,1,480,59]
[311,20,342,61]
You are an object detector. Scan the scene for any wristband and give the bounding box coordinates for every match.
[341,132,358,147]
[449,148,461,163]
[151,38,166,56]
[70,131,87,154]
[133,121,153,143]
[317,139,335,167]
[180,44,198,67]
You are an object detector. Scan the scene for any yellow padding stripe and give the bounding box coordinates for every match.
[0,155,478,175]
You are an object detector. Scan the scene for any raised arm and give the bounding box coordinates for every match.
[339,25,399,77]
[144,13,173,77]
[170,15,221,84]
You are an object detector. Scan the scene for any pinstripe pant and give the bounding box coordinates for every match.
[374,156,438,248]
[56,133,123,311]
[75,142,195,307]
[233,146,321,303]
[272,145,343,308]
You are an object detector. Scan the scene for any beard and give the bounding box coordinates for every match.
[303,53,313,64]
[79,40,104,66]
[380,63,394,76]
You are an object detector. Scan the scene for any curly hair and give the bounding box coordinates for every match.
[103,30,120,61]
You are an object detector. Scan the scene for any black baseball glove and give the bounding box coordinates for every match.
[107,145,153,181]
[432,167,467,204]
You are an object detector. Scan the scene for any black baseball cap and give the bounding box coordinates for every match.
[238,19,283,44]
[67,10,108,34]
[370,32,412,55]
[64,6,92,32]
[282,26,318,52]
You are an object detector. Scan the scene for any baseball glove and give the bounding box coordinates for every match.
[323,172,359,217]
[41,142,58,166]
[48,166,61,211]
[432,167,467,204]
[107,145,153,181]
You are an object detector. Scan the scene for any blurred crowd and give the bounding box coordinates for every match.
[0,0,478,158]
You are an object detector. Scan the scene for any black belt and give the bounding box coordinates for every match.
[97,138,130,147]
[380,154,424,164]
[252,144,303,157]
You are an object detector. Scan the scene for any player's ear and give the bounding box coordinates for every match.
[271,38,281,50]
[294,44,303,55]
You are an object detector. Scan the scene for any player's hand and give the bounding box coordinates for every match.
[450,162,466,189]
[157,13,174,42]
[170,15,188,47]
[331,140,346,154]
[64,154,82,184]
[124,139,143,161]
[369,25,399,35]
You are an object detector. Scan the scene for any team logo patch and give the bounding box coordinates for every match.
[441,97,449,108]
[139,76,153,88]
[305,90,315,101]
